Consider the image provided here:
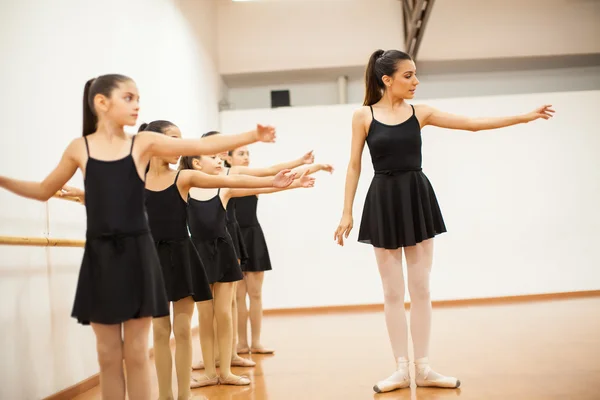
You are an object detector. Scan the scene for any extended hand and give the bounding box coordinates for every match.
[302,150,315,164]
[273,169,296,188]
[525,105,555,122]
[256,124,277,143]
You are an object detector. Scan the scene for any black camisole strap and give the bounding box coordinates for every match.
[83,136,90,156]
[129,135,136,154]
[369,105,374,118]
[174,170,182,185]
[410,104,415,116]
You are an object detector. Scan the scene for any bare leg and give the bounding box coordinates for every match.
[152,315,173,400]
[405,239,459,388]
[172,297,194,400]
[123,317,153,400]
[236,275,250,353]
[246,271,273,353]
[214,282,250,385]
[91,323,125,400]
[231,278,255,366]
[372,247,410,393]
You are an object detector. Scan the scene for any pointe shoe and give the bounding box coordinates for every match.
[414,357,460,388]
[373,357,411,393]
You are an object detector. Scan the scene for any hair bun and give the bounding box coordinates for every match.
[138,123,149,132]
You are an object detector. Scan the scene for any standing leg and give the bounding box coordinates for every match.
[152,315,174,400]
[122,317,153,400]
[191,298,219,387]
[214,282,250,386]
[372,247,411,393]
[405,239,460,388]
[231,276,255,367]
[236,275,250,353]
[172,297,194,400]
[245,271,273,353]
[91,323,126,400]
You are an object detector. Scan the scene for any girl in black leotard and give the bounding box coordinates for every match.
[142,120,298,394]
[179,152,315,386]
[0,74,278,400]
[190,131,317,370]
[226,145,333,355]
[334,49,554,394]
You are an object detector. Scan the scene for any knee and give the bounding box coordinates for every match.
[124,337,149,368]
[382,286,405,305]
[247,286,262,302]
[173,316,191,343]
[152,319,172,345]
[96,339,123,370]
[408,279,430,302]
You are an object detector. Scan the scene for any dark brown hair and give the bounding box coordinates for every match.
[82,74,132,136]
[363,49,412,106]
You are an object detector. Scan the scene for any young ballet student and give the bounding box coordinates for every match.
[0,74,277,400]
[191,131,317,369]
[333,49,554,393]
[179,152,315,386]
[142,120,296,399]
[226,146,333,355]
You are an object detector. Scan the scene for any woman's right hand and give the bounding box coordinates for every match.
[334,213,353,246]
[255,124,277,143]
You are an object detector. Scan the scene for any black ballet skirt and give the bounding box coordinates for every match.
[236,195,272,272]
[71,136,169,325]
[145,171,212,303]
[187,190,244,284]
[358,105,446,249]
[226,195,249,264]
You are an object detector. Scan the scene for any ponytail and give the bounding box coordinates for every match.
[362,49,413,106]
[363,49,385,106]
[82,78,97,136]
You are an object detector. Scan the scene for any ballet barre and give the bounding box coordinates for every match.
[0,236,85,247]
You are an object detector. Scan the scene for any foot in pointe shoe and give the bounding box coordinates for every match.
[414,357,460,389]
[190,374,219,389]
[373,357,411,393]
[231,355,256,367]
[219,373,251,386]
[250,344,274,354]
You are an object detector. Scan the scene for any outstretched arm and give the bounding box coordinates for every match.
[229,170,315,198]
[179,169,296,191]
[139,124,277,159]
[291,163,334,176]
[419,104,555,132]
[0,140,80,202]
[230,150,314,177]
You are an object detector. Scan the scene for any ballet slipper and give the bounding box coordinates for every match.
[414,357,460,388]
[250,346,274,354]
[190,375,219,388]
[231,356,256,367]
[237,346,250,354]
[219,374,251,386]
[373,357,411,393]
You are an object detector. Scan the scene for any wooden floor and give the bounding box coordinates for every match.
[74,297,600,400]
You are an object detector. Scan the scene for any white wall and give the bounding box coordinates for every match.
[225,65,600,109]
[220,90,600,310]
[0,0,221,398]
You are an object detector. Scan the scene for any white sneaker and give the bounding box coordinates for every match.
[414,357,460,388]
[373,357,411,393]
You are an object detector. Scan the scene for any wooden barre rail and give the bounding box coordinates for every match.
[0,236,85,247]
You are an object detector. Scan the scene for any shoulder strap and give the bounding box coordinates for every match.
[369,105,374,118]
[174,170,182,185]
[130,135,136,154]
[83,136,90,156]
[410,104,415,116]
[226,168,230,176]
